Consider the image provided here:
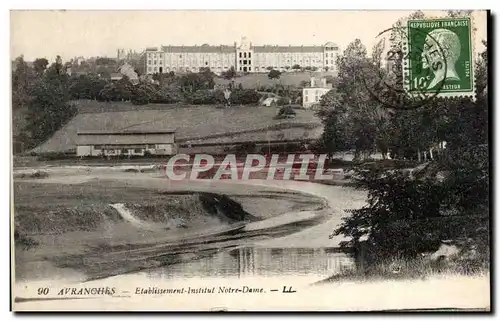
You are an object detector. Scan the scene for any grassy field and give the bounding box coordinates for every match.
[31,101,322,154]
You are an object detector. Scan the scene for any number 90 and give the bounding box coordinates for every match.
[37,287,49,295]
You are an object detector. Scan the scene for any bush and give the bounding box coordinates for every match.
[277,97,290,106]
[230,89,261,105]
[152,86,184,104]
[333,165,489,264]
[187,89,217,105]
[274,105,297,119]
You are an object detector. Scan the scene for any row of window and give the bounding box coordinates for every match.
[148,57,332,66]
[149,60,234,66]
[149,50,337,59]
[94,144,156,150]
[304,95,320,103]
[253,59,321,64]
[147,66,233,72]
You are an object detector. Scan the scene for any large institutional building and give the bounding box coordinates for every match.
[139,37,340,75]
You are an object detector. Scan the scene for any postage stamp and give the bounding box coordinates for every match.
[404,17,475,99]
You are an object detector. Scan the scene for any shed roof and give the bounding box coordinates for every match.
[77,132,175,145]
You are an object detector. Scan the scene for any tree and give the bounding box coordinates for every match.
[114,76,133,101]
[95,57,116,65]
[33,58,49,75]
[178,70,214,93]
[317,39,386,161]
[230,89,260,105]
[24,59,77,149]
[12,56,39,110]
[222,66,236,80]
[292,64,301,70]
[275,105,297,119]
[267,69,282,80]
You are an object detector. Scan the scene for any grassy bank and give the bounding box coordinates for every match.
[13,179,325,237]
[319,255,490,284]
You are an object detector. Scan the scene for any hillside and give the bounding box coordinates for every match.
[32,101,323,154]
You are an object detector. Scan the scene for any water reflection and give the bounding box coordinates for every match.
[147,247,355,280]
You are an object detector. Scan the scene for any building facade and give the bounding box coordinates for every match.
[76,130,176,157]
[302,77,332,109]
[139,37,339,75]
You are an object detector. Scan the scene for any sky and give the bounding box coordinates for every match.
[10,10,488,62]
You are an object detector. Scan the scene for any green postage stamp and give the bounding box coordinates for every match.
[405,17,475,99]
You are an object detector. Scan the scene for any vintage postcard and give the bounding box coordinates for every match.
[10,10,490,312]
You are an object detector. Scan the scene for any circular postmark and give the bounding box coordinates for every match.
[360,24,448,110]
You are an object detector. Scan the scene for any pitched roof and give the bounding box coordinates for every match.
[77,132,175,145]
[253,46,324,53]
[161,45,235,53]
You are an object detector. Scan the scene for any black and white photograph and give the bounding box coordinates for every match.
[9,9,490,311]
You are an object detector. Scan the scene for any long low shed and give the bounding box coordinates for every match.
[76,130,177,156]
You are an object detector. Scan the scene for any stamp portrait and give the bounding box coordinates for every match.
[405,17,475,98]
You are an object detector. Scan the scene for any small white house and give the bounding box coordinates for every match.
[302,76,332,109]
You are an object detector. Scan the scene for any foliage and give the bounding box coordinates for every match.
[33,58,49,75]
[275,105,296,119]
[222,66,237,80]
[24,59,77,149]
[230,89,261,105]
[268,69,282,80]
[317,39,389,160]
[292,64,301,70]
[69,74,107,100]
[95,57,116,65]
[152,85,184,104]
[187,89,217,105]
[12,56,40,111]
[276,97,290,106]
[130,82,157,105]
